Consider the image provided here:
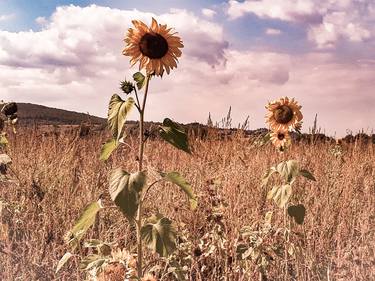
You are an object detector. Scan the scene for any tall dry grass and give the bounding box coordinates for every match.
[0,128,374,280]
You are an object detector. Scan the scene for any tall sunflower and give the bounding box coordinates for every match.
[265,97,303,131]
[270,129,291,150]
[123,18,183,76]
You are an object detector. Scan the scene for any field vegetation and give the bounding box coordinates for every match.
[0,126,374,280]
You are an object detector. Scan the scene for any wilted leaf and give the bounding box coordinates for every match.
[273,184,292,208]
[159,118,190,154]
[56,252,73,273]
[141,214,176,257]
[107,94,134,142]
[0,154,11,165]
[109,168,146,221]
[299,169,316,181]
[100,139,118,161]
[65,200,102,248]
[169,261,187,281]
[276,160,299,184]
[287,204,306,225]
[83,239,103,248]
[266,184,276,199]
[133,72,146,90]
[236,244,249,259]
[159,171,197,210]
[0,134,7,148]
[80,254,106,271]
[264,211,273,225]
[261,167,277,187]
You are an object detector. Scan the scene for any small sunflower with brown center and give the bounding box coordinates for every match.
[266,97,303,131]
[270,129,291,150]
[123,18,183,76]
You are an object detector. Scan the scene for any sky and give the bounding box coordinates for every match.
[0,0,374,136]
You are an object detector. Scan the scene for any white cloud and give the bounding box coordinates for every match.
[265,28,282,35]
[227,0,374,49]
[202,8,216,19]
[0,14,15,22]
[308,10,371,49]
[35,16,48,25]
[227,0,318,22]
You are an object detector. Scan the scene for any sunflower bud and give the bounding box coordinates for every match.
[1,102,18,117]
[120,80,135,94]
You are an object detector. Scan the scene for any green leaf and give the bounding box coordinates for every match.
[109,168,146,221]
[56,252,73,273]
[100,139,118,161]
[159,171,197,210]
[133,72,146,90]
[268,184,292,208]
[159,118,190,154]
[64,200,102,248]
[287,204,306,224]
[107,94,134,142]
[141,214,177,257]
[299,169,316,181]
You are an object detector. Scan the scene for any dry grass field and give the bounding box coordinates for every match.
[1,128,374,281]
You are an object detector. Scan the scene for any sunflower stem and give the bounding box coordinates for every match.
[134,87,142,113]
[135,74,151,279]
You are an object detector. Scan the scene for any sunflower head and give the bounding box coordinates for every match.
[1,102,17,117]
[123,18,183,76]
[266,97,303,131]
[270,129,291,151]
[120,80,135,94]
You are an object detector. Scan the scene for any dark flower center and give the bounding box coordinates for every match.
[139,33,169,59]
[277,133,285,140]
[274,105,294,124]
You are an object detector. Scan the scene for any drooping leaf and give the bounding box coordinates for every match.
[109,168,146,221]
[276,160,299,184]
[261,167,277,187]
[159,118,190,154]
[56,252,73,273]
[133,72,146,90]
[267,185,279,200]
[287,204,306,224]
[299,169,316,181]
[141,214,177,257]
[100,139,118,161]
[0,134,7,148]
[159,171,197,210]
[80,254,106,271]
[268,184,292,208]
[107,94,135,142]
[64,200,102,248]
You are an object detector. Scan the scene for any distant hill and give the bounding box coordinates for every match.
[17,103,106,126]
